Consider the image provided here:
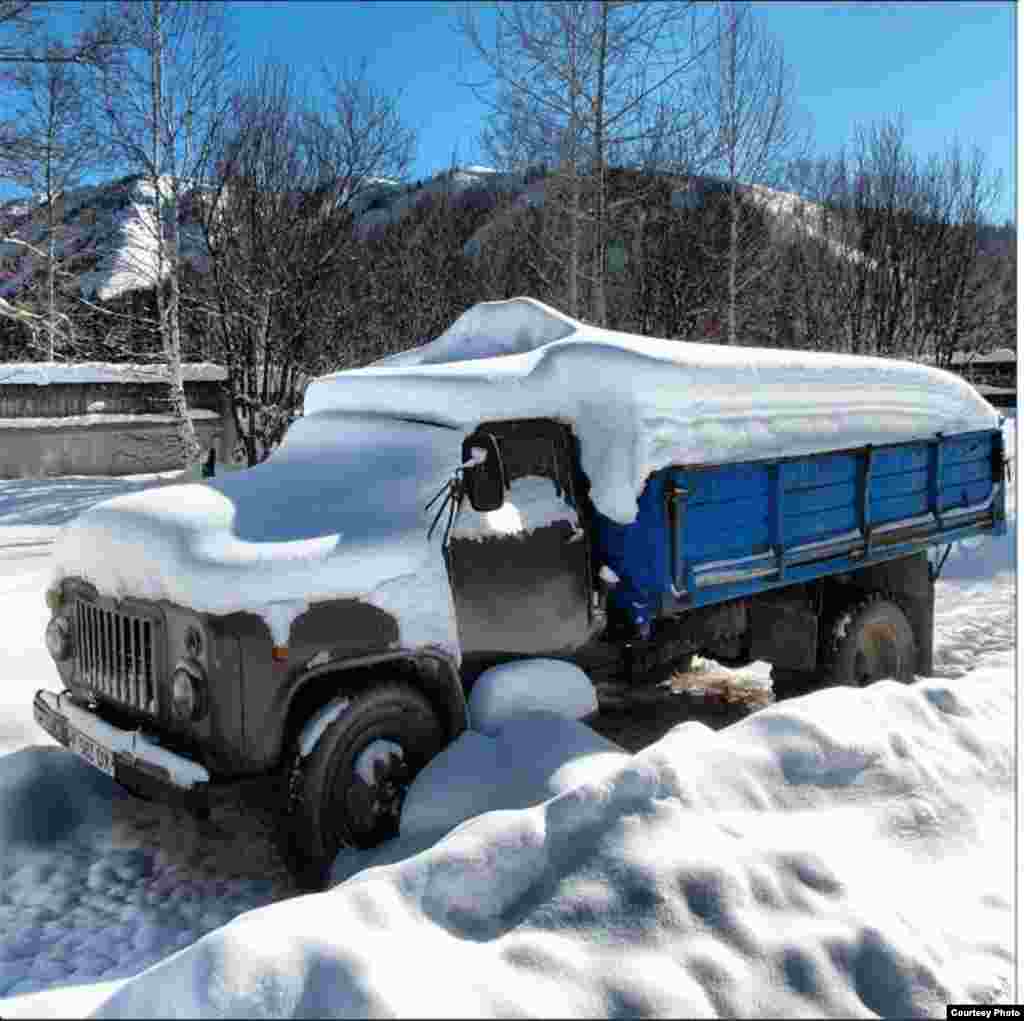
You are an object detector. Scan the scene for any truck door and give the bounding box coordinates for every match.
[446,419,592,665]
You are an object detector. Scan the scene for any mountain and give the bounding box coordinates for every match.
[0,167,860,307]
[0,175,209,304]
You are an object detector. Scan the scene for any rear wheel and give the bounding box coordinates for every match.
[824,594,917,687]
[289,682,444,888]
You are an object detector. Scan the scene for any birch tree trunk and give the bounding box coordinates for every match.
[591,0,609,328]
[151,0,200,468]
[45,152,56,359]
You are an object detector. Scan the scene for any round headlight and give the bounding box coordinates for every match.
[45,616,72,661]
[171,663,207,722]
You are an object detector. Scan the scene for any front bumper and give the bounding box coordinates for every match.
[34,688,212,817]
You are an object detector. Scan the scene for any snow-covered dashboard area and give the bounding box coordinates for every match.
[451,476,577,541]
[312,297,999,524]
[50,414,468,656]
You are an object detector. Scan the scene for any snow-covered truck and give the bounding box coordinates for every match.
[34,298,1008,881]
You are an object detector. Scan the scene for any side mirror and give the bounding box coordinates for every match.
[462,431,506,512]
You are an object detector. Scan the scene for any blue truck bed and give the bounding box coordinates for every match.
[593,428,1007,623]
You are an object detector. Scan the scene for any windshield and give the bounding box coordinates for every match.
[205,413,464,546]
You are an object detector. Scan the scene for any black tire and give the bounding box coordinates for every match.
[292,682,444,886]
[824,594,917,687]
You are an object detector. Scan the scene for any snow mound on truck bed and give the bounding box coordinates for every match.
[373,297,577,366]
[308,298,1000,524]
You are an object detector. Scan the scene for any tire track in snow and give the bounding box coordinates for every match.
[0,789,297,998]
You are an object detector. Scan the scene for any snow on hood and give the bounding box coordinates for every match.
[51,415,467,653]
[49,414,586,651]
[311,298,1000,524]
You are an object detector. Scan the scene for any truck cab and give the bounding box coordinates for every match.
[34,410,611,884]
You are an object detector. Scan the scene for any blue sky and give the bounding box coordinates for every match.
[2,1,1015,224]
[224,0,1016,225]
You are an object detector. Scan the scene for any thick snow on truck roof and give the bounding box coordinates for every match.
[307,297,999,524]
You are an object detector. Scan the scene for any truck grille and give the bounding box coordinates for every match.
[73,600,159,714]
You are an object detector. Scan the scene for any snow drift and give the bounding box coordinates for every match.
[374,297,577,366]
[312,297,1000,524]
[4,659,1009,1019]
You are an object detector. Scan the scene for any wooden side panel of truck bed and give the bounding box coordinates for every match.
[663,428,1006,609]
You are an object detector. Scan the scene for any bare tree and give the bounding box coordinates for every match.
[96,0,233,468]
[457,1,712,325]
[695,0,808,344]
[0,3,120,337]
[0,1,118,65]
[4,39,112,358]
[198,60,416,464]
[775,118,1004,361]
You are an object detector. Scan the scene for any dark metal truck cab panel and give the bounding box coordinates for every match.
[447,419,593,675]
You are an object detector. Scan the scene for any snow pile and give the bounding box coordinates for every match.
[336,710,631,889]
[309,298,1000,524]
[468,658,598,735]
[0,362,226,385]
[374,297,576,366]
[3,659,1011,1018]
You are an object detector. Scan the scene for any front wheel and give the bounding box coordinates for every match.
[292,682,444,886]
[824,594,917,687]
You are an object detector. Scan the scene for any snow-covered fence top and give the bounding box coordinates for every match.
[304,297,1000,524]
[0,361,226,386]
[0,362,228,425]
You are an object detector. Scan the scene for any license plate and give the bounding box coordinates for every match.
[33,700,56,737]
[68,726,115,777]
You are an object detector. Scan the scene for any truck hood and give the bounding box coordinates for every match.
[52,414,467,651]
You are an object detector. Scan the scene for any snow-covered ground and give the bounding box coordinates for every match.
[0,415,1015,1017]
